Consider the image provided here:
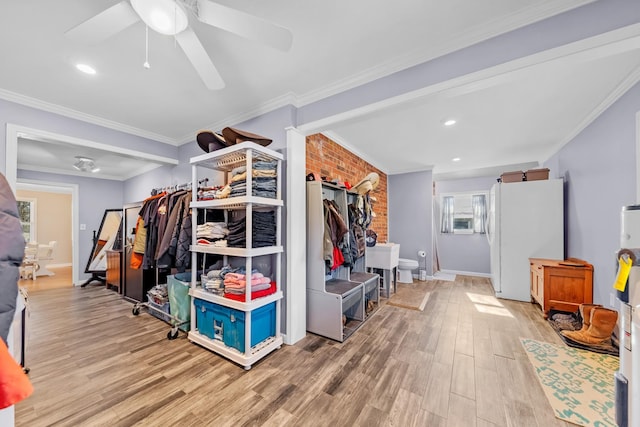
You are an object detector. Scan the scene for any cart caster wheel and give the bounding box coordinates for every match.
[132,307,140,316]
[167,329,179,340]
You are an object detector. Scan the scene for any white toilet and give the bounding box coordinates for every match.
[397,258,419,283]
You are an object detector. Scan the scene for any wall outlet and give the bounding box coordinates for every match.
[80,223,86,230]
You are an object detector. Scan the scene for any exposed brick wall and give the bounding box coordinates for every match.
[306,133,388,242]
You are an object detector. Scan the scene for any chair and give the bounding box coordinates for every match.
[35,241,57,277]
[20,242,39,281]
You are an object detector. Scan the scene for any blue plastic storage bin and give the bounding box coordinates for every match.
[194,299,276,353]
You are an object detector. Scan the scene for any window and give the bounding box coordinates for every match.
[17,198,36,243]
[440,192,487,234]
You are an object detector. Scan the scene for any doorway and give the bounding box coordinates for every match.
[16,181,77,291]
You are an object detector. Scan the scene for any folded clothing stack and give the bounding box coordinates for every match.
[227,211,276,248]
[223,271,272,294]
[198,185,231,200]
[224,281,276,302]
[196,222,229,246]
[201,269,224,294]
[229,160,278,199]
[200,264,277,301]
[147,283,168,304]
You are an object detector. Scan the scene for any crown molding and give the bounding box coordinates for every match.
[541,64,640,165]
[295,0,595,107]
[0,88,179,145]
[320,131,388,174]
[177,92,299,145]
[300,23,640,136]
[0,0,603,153]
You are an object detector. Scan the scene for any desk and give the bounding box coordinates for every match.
[366,243,400,298]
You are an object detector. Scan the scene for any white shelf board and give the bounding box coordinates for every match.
[191,196,283,209]
[190,141,283,170]
[188,331,283,368]
[189,288,283,311]
[190,245,283,257]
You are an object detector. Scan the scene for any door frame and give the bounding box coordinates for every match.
[16,180,80,285]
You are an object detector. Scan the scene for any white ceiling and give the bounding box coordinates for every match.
[327,46,640,178]
[3,0,638,180]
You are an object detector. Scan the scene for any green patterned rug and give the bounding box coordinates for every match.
[521,338,619,426]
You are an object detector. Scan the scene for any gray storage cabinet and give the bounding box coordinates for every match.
[306,181,379,342]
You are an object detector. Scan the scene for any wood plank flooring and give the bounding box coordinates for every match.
[15,275,574,427]
[19,266,73,293]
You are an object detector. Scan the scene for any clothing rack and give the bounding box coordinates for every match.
[150,181,196,196]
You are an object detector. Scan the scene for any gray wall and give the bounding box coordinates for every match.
[435,176,496,274]
[544,81,640,307]
[0,99,178,177]
[17,169,124,282]
[388,170,433,275]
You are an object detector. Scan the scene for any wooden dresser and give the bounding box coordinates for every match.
[529,257,593,318]
[106,250,122,293]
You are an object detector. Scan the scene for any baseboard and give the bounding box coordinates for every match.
[441,269,491,278]
[412,273,434,281]
[45,263,72,268]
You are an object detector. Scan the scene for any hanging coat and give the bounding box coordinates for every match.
[0,173,24,344]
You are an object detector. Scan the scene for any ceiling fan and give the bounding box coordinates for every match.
[64,0,293,90]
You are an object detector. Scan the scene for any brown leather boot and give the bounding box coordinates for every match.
[576,304,601,332]
[562,307,618,345]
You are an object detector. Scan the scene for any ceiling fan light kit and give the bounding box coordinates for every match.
[131,0,188,35]
[73,156,100,173]
[65,0,293,90]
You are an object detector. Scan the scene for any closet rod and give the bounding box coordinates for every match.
[150,181,194,196]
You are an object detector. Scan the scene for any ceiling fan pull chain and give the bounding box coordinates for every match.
[174,3,178,48]
[143,25,150,69]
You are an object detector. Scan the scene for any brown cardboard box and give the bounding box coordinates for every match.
[525,168,550,181]
[500,171,524,183]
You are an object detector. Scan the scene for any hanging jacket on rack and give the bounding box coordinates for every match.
[323,199,349,270]
[130,192,165,269]
[156,190,189,268]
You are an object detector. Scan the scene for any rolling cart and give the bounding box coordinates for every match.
[132,274,191,340]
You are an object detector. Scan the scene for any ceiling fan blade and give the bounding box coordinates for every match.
[65,1,140,45]
[196,0,293,52]
[175,27,225,90]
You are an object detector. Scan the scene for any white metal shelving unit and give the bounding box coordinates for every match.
[188,141,284,369]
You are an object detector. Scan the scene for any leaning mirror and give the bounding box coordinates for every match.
[82,209,123,286]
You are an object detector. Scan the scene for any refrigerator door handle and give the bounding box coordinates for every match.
[486,207,494,245]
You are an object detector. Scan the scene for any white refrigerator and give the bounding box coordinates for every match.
[488,179,564,301]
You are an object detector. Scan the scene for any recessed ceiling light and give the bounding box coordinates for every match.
[76,64,96,75]
[444,119,456,127]
[452,157,461,162]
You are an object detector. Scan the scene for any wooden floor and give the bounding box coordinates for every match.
[15,275,573,427]
[19,266,73,293]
